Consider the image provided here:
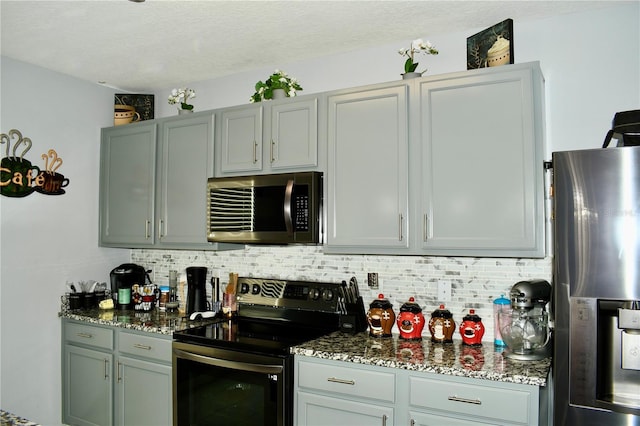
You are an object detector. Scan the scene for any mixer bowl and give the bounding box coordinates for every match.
[499,311,549,358]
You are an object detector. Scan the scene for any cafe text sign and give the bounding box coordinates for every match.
[1,129,70,197]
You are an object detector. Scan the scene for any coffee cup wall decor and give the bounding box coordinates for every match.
[0,129,70,197]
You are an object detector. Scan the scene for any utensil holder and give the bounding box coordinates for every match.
[340,296,368,334]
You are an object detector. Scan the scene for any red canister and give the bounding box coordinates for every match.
[459,309,485,346]
[397,297,425,340]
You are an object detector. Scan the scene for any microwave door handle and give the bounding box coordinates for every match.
[284,179,294,236]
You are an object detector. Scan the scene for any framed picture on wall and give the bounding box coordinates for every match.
[466,19,514,70]
[115,94,154,121]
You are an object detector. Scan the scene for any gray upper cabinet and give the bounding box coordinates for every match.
[155,114,214,248]
[100,123,157,247]
[418,63,545,257]
[326,84,410,250]
[99,113,239,250]
[325,62,546,257]
[217,96,319,176]
[219,104,263,173]
[269,97,318,170]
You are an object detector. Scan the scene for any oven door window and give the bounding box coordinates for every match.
[174,352,286,426]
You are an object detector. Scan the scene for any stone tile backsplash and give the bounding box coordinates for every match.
[131,246,552,342]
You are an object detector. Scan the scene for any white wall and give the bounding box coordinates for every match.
[0,57,129,423]
[156,3,639,156]
[0,3,637,424]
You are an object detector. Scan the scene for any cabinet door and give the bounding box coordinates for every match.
[419,66,544,257]
[269,98,318,170]
[220,105,263,173]
[116,356,172,426]
[63,345,113,426]
[327,85,410,249]
[156,114,214,247]
[410,411,497,426]
[297,391,394,426]
[99,123,157,246]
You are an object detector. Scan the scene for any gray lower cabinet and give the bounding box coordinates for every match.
[99,113,238,250]
[326,83,410,250]
[62,319,172,426]
[294,355,547,426]
[295,356,395,425]
[404,371,547,426]
[217,95,319,175]
[325,61,545,257]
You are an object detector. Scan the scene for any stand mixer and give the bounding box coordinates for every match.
[499,279,552,360]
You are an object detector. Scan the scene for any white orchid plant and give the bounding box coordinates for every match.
[168,87,196,110]
[250,70,303,103]
[398,38,439,75]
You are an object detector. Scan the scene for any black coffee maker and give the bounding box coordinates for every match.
[186,266,208,315]
[110,263,148,310]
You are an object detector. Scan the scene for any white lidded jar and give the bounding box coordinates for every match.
[493,294,511,346]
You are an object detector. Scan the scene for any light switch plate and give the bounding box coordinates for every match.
[438,280,451,302]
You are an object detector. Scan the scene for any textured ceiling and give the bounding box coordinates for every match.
[0,0,621,92]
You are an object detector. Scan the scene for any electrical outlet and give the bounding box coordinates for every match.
[438,280,451,302]
[368,273,379,289]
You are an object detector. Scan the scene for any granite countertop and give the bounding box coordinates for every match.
[59,306,216,335]
[60,307,551,387]
[292,331,552,387]
[0,410,39,426]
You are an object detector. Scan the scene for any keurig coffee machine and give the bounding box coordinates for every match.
[110,263,148,310]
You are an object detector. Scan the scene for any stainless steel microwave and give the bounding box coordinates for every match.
[206,172,322,244]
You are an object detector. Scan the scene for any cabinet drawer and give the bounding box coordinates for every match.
[64,321,113,350]
[298,359,395,403]
[409,375,531,425]
[118,331,172,363]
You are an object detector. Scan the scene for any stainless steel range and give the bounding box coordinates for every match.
[172,277,350,426]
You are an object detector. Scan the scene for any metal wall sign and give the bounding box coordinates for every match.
[0,129,70,197]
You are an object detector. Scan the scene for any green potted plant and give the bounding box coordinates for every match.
[398,39,439,78]
[250,70,303,103]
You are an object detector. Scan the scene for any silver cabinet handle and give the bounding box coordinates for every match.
[398,213,404,241]
[104,359,109,380]
[382,414,387,426]
[327,377,355,385]
[270,140,276,163]
[133,343,152,351]
[145,220,151,239]
[253,141,258,163]
[410,420,415,426]
[424,214,428,242]
[117,361,122,383]
[158,219,164,238]
[76,332,93,339]
[448,395,482,405]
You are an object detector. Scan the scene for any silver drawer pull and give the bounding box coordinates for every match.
[76,332,93,339]
[448,395,482,405]
[133,343,152,351]
[327,377,355,385]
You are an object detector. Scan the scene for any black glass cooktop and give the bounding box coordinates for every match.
[173,317,336,355]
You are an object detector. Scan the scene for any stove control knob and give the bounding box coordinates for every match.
[252,284,260,295]
[322,288,334,302]
[310,288,321,300]
[240,283,250,294]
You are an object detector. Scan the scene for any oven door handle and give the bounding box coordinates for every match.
[174,348,284,375]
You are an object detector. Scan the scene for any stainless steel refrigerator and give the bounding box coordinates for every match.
[554,147,640,425]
